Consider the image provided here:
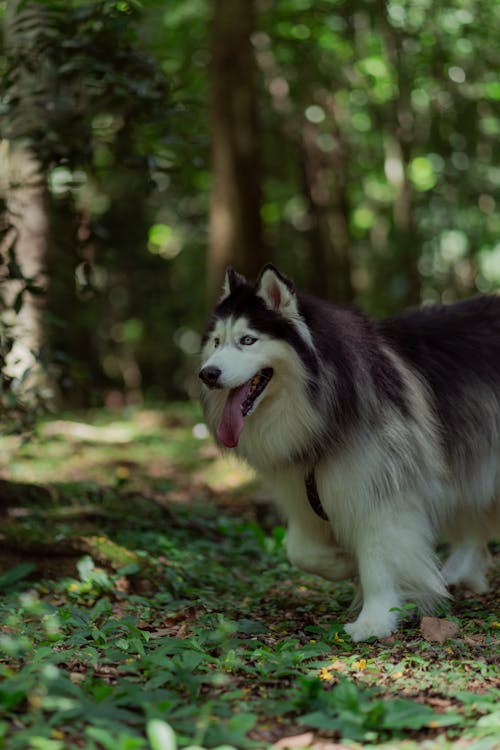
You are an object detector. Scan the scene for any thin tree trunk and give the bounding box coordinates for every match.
[381,8,421,306]
[208,0,265,303]
[253,32,353,303]
[3,0,52,397]
[3,143,49,390]
[301,109,353,304]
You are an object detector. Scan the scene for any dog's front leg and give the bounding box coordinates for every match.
[344,503,447,642]
[344,549,402,642]
[266,469,357,582]
[286,518,357,582]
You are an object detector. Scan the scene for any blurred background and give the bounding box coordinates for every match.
[0,0,498,422]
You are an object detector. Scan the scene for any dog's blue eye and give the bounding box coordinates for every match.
[240,335,257,346]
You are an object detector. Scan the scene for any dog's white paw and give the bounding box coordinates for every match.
[442,542,492,595]
[344,612,397,642]
[464,576,490,595]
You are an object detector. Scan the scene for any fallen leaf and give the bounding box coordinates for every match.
[69,672,86,684]
[426,696,456,710]
[461,634,487,646]
[326,660,346,672]
[272,732,314,749]
[420,616,460,644]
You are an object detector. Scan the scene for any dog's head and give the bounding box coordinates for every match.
[199,265,316,448]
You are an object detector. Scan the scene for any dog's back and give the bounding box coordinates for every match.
[380,296,500,477]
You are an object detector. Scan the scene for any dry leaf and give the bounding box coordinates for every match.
[272,732,314,749]
[272,736,354,750]
[69,672,86,684]
[420,616,459,643]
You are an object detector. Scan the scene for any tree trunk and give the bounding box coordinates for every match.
[252,32,353,303]
[301,108,354,304]
[2,0,52,398]
[3,143,50,391]
[208,0,265,304]
[381,9,421,307]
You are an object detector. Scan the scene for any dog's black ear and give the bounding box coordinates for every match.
[255,264,298,316]
[221,266,246,300]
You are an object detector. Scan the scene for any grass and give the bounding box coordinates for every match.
[0,403,498,750]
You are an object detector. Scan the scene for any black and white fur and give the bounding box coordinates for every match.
[199,265,500,641]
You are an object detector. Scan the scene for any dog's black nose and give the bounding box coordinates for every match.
[199,366,222,388]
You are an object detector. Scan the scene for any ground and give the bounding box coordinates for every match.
[0,404,498,750]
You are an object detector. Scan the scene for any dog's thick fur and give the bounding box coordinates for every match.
[199,265,500,641]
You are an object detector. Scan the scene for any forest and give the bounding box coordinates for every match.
[0,1,499,749]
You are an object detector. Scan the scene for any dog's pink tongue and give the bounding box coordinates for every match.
[217,382,251,448]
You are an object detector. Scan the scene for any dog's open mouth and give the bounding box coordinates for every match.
[217,368,273,448]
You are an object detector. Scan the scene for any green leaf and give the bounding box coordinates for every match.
[28,738,65,750]
[85,728,117,750]
[329,679,361,711]
[0,562,36,590]
[76,555,95,581]
[381,699,435,730]
[0,689,26,711]
[117,562,141,576]
[204,713,258,747]
[476,711,500,734]
[146,719,177,750]
[235,619,267,634]
[227,713,257,734]
[298,711,344,731]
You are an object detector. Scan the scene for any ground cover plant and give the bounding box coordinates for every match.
[0,404,498,750]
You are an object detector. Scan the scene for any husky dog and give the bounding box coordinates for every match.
[199,265,500,641]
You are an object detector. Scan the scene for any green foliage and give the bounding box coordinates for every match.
[3,0,170,166]
[0,0,186,411]
[0,406,499,748]
[0,510,496,748]
[257,0,499,307]
[147,719,177,750]
[0,0,499,405]
[0,562,37,590]
[297,680,460,740]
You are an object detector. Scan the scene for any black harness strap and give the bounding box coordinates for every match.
[305,470,328,521]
